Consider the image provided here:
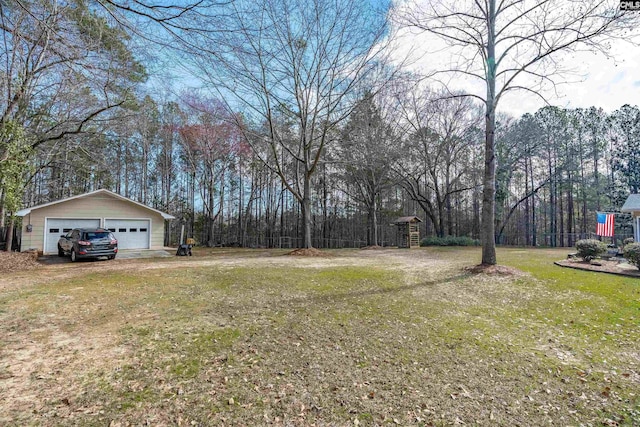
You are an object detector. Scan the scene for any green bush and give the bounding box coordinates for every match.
[420,236,480,247]
[575,239,606,261]
[420,236,442,246]
[623,237,635,249]
[623,243,640,269]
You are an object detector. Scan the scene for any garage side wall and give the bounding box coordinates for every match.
[20,194,167,253]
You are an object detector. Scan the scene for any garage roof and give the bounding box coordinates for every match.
[16,189,176,219]
[621,194,640,213]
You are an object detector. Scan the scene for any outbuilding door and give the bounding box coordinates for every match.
[45,218,101,254]
[104,219,150,249]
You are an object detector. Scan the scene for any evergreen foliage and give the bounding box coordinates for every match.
[623,243,640,269]
[0,121,33,213]
[420,236,480,247]
[575,239,607,261]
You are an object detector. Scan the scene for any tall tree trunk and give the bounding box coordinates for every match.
[373,196,379,246]
[524,159,531,246]
[0,191,5,228]
[209,173,216,246]
[481,0,497,264]
[190,171,196,239]
[559,176,565,247]
[445,172,453,236]
[437,200,446,238]
[567,171,574,246]
[280,180,285,246]
[322,166,329,247]
[5,216,14,251]
[218,170,225,244]
[302,175,312,248]
[579,132,588,238]
[530,157,537,246]
[593,129,601,211]
[548,149,557,248]
[367,195,378,246]
[142,143,148,204]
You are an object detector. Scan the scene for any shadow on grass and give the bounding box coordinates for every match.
[273,272,471,310]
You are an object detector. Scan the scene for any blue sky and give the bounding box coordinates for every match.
[144,0,640,118]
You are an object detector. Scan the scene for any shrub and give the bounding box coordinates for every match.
[623,237,635,249]
[420,236,480,247]
[575,239,606,261]
[623,243,640,269]
[420,236,443,246]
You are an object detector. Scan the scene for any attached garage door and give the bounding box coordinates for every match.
[104,219,150,250]
[45,218,101,254]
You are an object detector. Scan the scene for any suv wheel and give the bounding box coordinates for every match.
[71,249,77,262]
[58,245,64,257]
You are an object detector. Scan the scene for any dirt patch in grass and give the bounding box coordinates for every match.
[0,251,40,274]
[464,263,525,276]
[1,326,128,422]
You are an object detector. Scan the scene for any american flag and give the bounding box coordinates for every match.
[596,212,614,237]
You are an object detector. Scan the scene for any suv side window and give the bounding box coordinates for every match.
[71,230,80,240]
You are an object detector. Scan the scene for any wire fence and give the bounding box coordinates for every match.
[191,231,635,250]
[497,232,635,247]
[278,237,391,249]
[1,223,635,252]
[199,235,392,249]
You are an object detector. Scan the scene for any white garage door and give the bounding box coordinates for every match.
[45,218,101,254]
[104,219,150,249]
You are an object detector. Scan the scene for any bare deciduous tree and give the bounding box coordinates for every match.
[188,0,394,248]
[396,87,482,238]
[0,0,146,249]
[397,0,638,264]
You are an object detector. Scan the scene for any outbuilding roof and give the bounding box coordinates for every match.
[393,216,422,224]
[621,194,640,213]
[15,189,176,219]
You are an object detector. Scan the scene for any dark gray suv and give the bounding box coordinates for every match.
[58,228,118,261]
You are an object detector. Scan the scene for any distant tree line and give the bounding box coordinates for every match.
[8,89,640,248]
[2,0,639,250]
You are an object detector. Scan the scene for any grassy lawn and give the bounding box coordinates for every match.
[0,247,638,426]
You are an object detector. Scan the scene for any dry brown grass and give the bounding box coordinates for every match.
[0,247,638,426]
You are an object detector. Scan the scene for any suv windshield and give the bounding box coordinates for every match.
[85,232,112,241]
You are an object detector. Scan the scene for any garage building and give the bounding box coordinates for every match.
[16,189,175,254]
[622,194,640,242]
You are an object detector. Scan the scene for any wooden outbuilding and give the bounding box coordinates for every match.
[393,216,422,248]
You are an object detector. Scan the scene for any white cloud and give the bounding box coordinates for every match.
[389,1,640,117]
[543,43,640,113]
